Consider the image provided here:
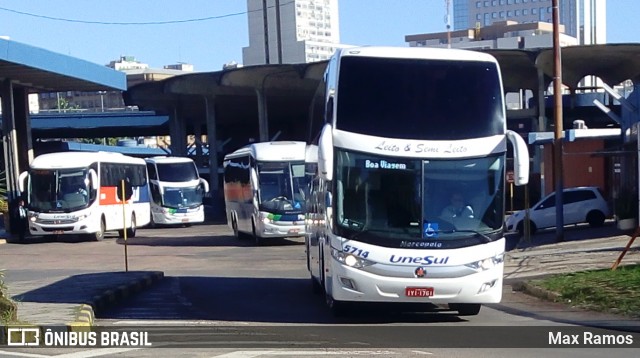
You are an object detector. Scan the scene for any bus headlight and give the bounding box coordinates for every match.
[465,254,504,271]
[331,248,375,268]
[75,213,91,221]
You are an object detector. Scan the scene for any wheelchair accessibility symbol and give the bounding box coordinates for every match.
[423,222,439,238]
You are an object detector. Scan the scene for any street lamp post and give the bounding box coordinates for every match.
[552,0,565,242]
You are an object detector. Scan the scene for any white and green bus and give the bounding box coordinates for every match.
[223,141,312,245]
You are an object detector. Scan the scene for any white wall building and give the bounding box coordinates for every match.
[452,0,606,45]
[243,0,349,65]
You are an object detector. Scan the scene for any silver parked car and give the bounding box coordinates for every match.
[505,186,610,236]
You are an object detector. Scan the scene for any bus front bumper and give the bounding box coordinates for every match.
[152,207,205,225]
[256,220,306,238]
[28,220,99,236]
[327,258,503,304]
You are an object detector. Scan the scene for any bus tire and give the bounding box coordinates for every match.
[148,213,156,228]
[232,217,239,238]
[311,276,322,295]
[93,218,105,241]
[450,303,481,316]
[253,221,263,246]
[326,294,347,317]
[126,213,137,238]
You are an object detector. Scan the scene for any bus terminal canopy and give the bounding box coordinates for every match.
[123,43,640,150]
[1,37,127,213]
[0,37,126,92]
[486,43,640,92]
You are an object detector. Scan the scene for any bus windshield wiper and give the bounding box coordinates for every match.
[438,229,493,243]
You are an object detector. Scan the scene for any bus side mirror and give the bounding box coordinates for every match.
[89,169,98,190]
[199,178,210,193]
[325,192,332,208]
[506,130,530,186]
[318,124,334,181]
[18,171,28,193]
[117,179,133,201]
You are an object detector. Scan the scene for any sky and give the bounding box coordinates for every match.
[0,0,638,72]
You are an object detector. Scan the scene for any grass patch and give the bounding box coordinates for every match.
[0,270,18,323]
[530,264,640,317]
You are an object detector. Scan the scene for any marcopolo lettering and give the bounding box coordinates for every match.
[389,255,449,265]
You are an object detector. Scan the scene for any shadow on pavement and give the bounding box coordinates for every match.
[505,220,626,251]
[11,271,153,304]
[100,276,467,325]
[116,234,305,248]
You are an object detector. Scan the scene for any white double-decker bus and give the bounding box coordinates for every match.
[306,46,529,316]
[223,141,311,245]
[145,156,209,226]
[18,151,151,241]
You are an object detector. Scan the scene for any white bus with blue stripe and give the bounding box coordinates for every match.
[306,46,530,316]
[223,141,311,245]
[145,156,209,226]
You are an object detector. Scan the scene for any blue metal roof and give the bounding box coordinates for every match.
[0,37,126,92]
[34,140,169,158]
[26,111,170,138]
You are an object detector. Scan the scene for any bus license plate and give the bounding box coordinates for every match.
[288,228,299,234]
[405,287,434,297]
[182,218,189,223]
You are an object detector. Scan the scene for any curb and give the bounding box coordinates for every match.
[511,280,563,302]
[67,271,164,330]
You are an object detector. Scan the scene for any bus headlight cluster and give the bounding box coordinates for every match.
[75,213,91,221]
[260,213,277,224]
[331,248,375,269]
[464,254,504,271]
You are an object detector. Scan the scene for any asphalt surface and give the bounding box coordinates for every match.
[0,220,638,328]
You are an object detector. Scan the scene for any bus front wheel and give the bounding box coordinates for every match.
[92,218,105,241]
[252,221,263,246]
[127,214,137,238]
[232,217,239,238]
[325,294,348,317]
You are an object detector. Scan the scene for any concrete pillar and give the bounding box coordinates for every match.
[1,80,21,201]
[13,86,34,169]
[204,96,219,194]
[255,88,269,142]
[168,105,187,156]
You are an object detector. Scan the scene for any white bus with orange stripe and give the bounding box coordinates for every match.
[18,151,151,241]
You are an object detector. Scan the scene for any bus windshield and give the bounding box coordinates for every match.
[334,149,505,247]
[335,56,504,140]
[161,186,204,209]
[156,162,199,182]
[257,161,307,213]
[29,168,90,213]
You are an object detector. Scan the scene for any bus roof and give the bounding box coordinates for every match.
[336,46,499,64]
[224,141,307,162]
[305,144,318,163]
[144,156,195,164]
[30,151,146,170]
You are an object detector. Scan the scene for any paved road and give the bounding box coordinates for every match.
[1,223,639,357]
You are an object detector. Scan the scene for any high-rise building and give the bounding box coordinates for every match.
[452,0,606,45]
[243,0,349,65]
